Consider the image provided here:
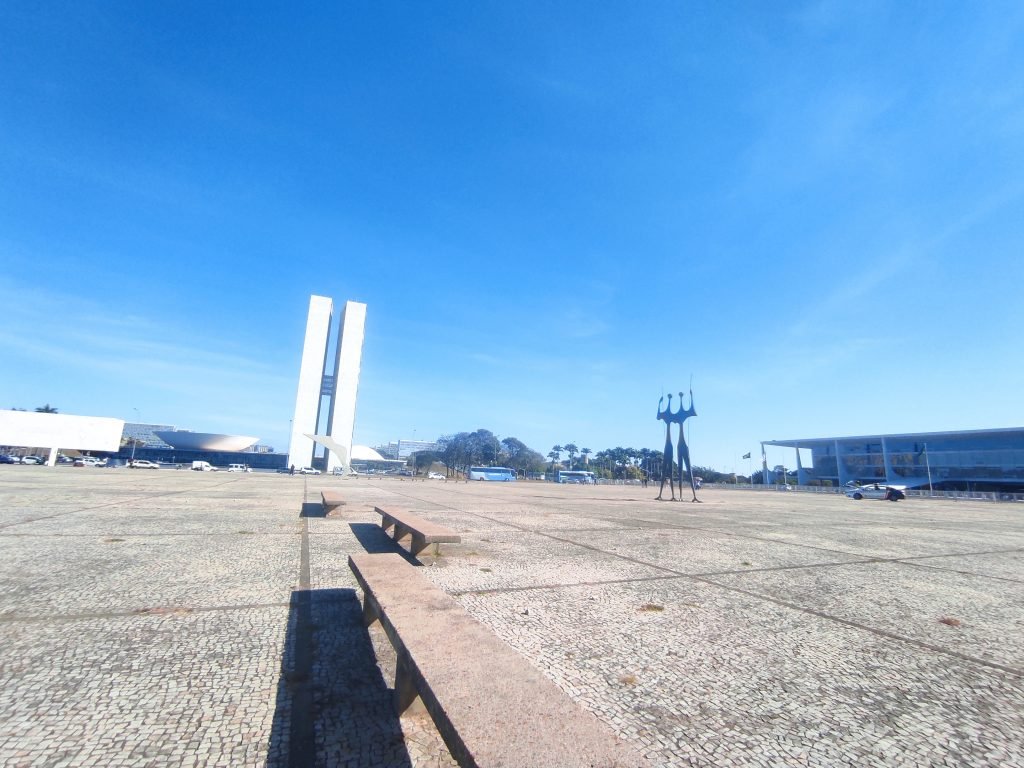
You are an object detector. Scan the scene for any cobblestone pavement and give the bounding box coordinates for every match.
[1,468,1022,767]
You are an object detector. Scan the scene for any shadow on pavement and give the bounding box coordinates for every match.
[266,588,412,768]
[298,502,325,518]
[348,523,421,565]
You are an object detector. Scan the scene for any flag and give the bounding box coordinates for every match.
[742,452,751,459]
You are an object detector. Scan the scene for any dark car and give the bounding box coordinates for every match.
[0,455,18,464]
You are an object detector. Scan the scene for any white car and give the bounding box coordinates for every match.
[845,483,906,501]
[295,466,321,475]
[129,460,161,469]
[227,464,252,473]
[428,472,446,480]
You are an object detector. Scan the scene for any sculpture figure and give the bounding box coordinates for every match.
[671,390,700,502]
[655,394,676,501]
[655,386,700,502]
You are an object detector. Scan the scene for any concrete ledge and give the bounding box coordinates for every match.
[374,505,461,556]
[321,490,345,513]
[349,552,647,768]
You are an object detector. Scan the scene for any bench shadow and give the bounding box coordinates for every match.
[349,522,422,566]
[266,587,412,768]
[298,502,325,518]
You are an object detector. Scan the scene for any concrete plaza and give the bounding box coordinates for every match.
[0,468,1021,767]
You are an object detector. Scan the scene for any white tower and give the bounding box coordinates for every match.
[287,296,366,473]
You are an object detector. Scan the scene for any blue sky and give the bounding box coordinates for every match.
[2,2,1023,472]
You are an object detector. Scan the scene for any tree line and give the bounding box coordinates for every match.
[409,429,745,483]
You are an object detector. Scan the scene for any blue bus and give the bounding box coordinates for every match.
[468,466,516,481]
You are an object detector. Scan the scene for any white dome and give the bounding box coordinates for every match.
[351,445,385,461]
[154,431,257,451]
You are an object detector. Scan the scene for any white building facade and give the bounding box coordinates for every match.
[287,296,367,474]
[0,410,125,465]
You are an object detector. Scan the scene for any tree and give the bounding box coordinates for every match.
[469,429,501,466]
[549,445,564,471]
[692,466,732,484]
[580,447,592,466]
[563,443,579,469]
[517,448,547,474]
[35,404,58,413]
[436,430,549,478]
[547,449,561,471]
[501,437,527,464]
[502,438,545,475]
[435,433,466,477]
[410,451,438,475]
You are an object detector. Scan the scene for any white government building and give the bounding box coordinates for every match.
[1,294,379,470]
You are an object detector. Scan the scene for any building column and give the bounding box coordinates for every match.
[288,296,333,470]
[835,440,851,487]
[795,446,809,485]
[324,301,366,474]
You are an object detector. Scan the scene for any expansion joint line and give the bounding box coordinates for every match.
[286,476,316,768]
[0,477,247,531]
[0,601,292,624]
[362,482,1024,679]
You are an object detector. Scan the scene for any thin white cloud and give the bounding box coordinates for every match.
[0,278,293,435]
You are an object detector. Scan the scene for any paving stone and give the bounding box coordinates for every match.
[0,470,1021,766]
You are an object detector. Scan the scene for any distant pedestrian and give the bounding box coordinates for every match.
[290,464,295,476]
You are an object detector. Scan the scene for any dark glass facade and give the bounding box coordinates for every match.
[764,428,1024,491]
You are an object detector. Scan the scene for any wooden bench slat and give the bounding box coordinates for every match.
[349,553,646,768]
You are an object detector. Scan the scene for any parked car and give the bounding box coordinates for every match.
[129,460,161,469]
[0,454,19,464]
[845,483,906,501]
[428,472,446,480]
[227,464,251,473]
[21,455,44,465]
[276,467,293,474]
[295,466,320,475]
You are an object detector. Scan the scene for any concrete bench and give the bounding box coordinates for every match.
[321,490,345,513]
[374,506,461,556]
[348,553,646,768]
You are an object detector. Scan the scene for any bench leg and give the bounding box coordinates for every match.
[394,652,425,716]
[408,539,443,557]
[380,515,396,534]
[393,523,410,546]
[361,594,380,627]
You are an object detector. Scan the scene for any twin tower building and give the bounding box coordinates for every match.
[287,295,366,474]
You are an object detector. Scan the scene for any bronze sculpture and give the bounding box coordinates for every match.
[655,394,677,501]
[656,388,700,502]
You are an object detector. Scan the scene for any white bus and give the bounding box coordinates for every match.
[557,470,596,484]
[468,466,516,481]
